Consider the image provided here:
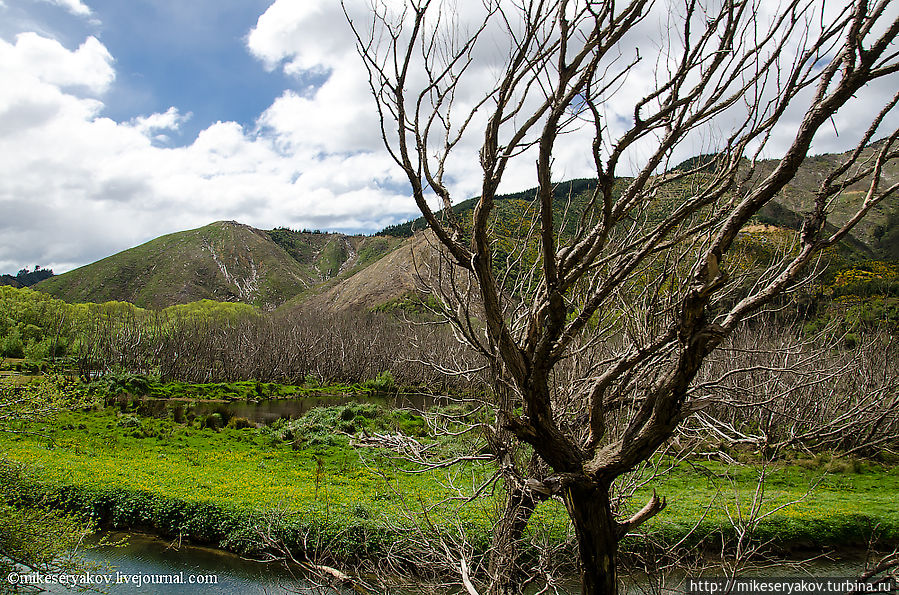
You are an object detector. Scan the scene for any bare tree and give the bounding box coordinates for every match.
[345,0,899,592]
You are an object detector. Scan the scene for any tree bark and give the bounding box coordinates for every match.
[487,484,540,595]
[564,483,619,595]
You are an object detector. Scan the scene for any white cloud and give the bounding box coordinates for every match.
[37,0,92,17]
[129,107,189,143]
[3,33,112,93]
[0,30,419,274]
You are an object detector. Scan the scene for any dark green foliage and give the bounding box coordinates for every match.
[376,179,598,238]
[668,153,723,174]
[15,266,54,286]
[371,293,442,317]
[0,328,24,358]
[267,227,321,263]
[0,266,54,289]
[363,370,395,393]
[266,228,402,288]
[95,371,156,397]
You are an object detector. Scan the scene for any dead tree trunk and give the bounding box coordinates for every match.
[565,484,620,595]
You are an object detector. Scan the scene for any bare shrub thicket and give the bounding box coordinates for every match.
[71,299,898,459]
[549,320,899,459]
[685,324,899,458]
[73,306,485,390]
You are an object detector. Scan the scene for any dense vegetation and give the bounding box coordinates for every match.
[0,266,53,289]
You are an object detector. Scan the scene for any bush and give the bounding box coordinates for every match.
[204,413,224,431]
[95,371,157,397]
[226,416,254,430]
[0,329,24,358]
[24,337,52,362]
[364,370,395,393]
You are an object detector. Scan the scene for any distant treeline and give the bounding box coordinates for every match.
[0,266,53,288]
[376,179,599,237]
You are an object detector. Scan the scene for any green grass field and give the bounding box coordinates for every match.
[1,401,897,563]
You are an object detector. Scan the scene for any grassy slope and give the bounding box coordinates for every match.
[2,406,897,560]
[36,222,311,310]
[32,224,405,311]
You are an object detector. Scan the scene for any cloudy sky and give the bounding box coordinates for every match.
[1,0,896,275]
[1,0,429,275]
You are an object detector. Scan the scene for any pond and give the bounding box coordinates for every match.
[113,392,441,425]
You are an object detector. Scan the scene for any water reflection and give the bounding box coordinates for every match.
[113,393,440,425]
[45,532,347,594]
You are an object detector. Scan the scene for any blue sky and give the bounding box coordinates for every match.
[0,0,896,276]
[4,0,301,143]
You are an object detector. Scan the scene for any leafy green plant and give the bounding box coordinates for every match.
[0,329,24,359]
[363,370,395,393]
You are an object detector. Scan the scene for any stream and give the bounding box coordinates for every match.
[40,532,348,594]
[34,531,879,595]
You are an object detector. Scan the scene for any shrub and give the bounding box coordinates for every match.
[226,416,254,430]
[0,329,24,358]
[204,413,224,431]
[364,370,395,393]
[24,337,52,362]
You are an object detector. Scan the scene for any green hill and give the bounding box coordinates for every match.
[34,222,405,310]
[377,144,899,259]
[36,222,312,309]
